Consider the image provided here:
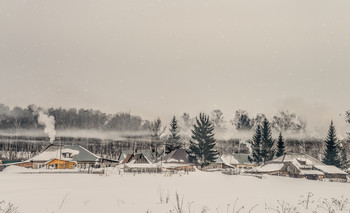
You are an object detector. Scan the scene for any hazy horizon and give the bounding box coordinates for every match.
[1,0,350,137]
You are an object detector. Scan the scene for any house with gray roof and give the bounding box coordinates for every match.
[26,144,101,169]
[256,153,348,181]
[158,149,195,172]
[118,149,155,163]
[221,153,257,169]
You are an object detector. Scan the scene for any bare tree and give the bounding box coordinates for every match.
[271,111,306,133]
[231,110,252,131]
[148,118,166,157]
[210,109,225,129]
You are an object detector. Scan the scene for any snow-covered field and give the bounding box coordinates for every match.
[1,167,350,213]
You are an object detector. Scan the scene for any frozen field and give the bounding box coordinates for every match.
[1,167,350,213]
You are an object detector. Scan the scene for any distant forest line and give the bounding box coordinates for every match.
[0,103,349,134]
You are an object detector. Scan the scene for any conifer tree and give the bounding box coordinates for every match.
[261,118,275,163]
[187,113,218,168]
[322,121,341,168]
[248,125,262,165]
[276,132,285,157]
[165,116,182,154]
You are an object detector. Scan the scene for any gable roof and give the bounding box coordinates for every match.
[270,153,324,169]
[257,163,285,172]
[118,150,155,163]
[121,153,152,164]
[28,144,101,163]
[213,155,224,164]
[232,153,253,165]
[121,154,134,164]
[314,165,348,175]
[161,149,191,164]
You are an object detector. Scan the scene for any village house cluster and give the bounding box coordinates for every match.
[0,143,348,182]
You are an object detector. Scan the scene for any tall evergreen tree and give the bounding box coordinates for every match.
[187,113,218,168]
[276,132,285,157]
[248,125,262,165]
[322,121,341,168]
[165,116,182,154]
[261,118,275,163]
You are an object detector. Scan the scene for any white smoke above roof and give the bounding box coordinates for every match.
[37,111,56,143]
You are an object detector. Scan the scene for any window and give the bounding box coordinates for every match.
[62,152,72,158]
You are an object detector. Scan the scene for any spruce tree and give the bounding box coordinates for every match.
[165,116,182,154]
[276,132,285,157]
[322,121,341,168]
[187,113,218,168]
[261,118,275,163]
[248,125,262,165]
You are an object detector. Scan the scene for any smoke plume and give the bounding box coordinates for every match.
[38,111,56,143]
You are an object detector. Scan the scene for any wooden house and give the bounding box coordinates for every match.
[203,155,232,171]
[256,154,347,181]
[122,152,160,173]
[16,144,101,169]
[313,165,347,180]
[221,153,256,169]
[118,149,155,163]
[159,149,195,172]
[100,158,119,168]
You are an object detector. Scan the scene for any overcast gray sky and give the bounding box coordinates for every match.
[0,0,350,135]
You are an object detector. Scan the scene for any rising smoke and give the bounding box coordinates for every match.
[37,111,56,143]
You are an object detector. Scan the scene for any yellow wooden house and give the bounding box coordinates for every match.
[44,158,76,169]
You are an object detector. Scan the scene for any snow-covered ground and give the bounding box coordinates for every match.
[1,166,350,213]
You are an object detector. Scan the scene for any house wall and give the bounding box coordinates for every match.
[204,163,223,170]
[46,159,75,169]
[324,174,347,180]
[124,167,161,173]
[165,165,195,172]
[234,164,256,169]
[15,161,34,168]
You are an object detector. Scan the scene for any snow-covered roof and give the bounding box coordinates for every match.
[213,155,224,164]
[270,154,324,169]
[121,152,153,164]
[271,154,324,168]
[300,169,324,175]
[28,144,101,163]
[222,153,253,165]
[314,165,348,175]
[257,163,284,172]
[160,149,191,164]
[118,150,154,163]
[221,154,236,165]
